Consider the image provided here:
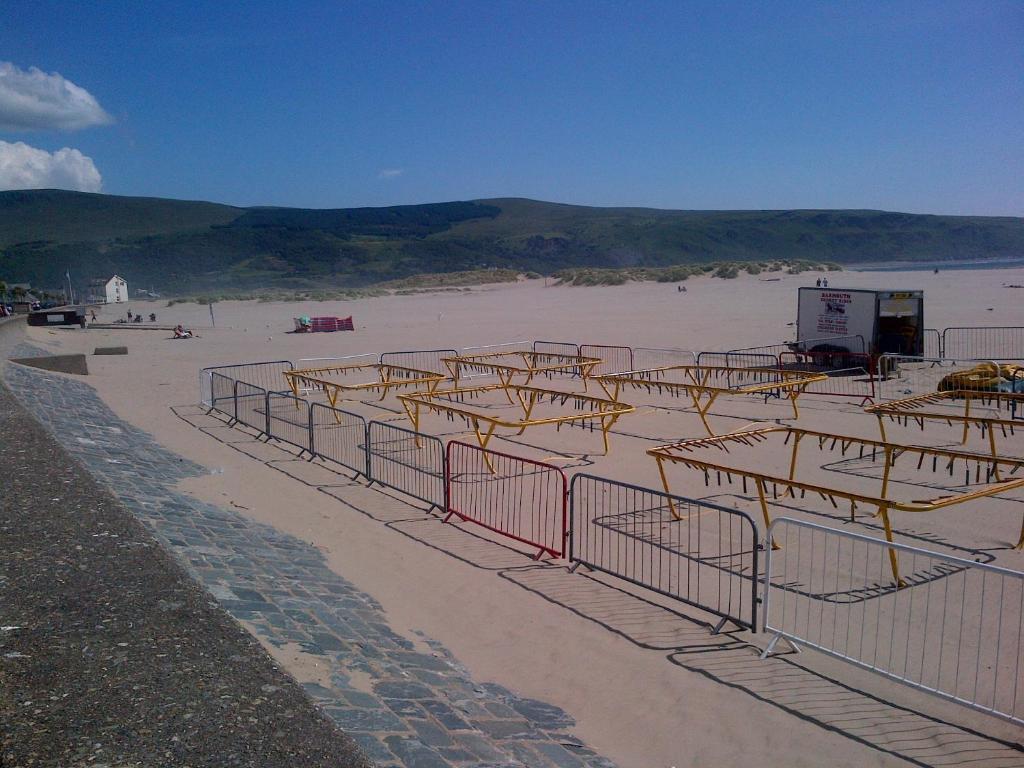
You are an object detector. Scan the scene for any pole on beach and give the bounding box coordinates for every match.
[209,303,216,327]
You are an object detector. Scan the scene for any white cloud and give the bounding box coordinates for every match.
[0,62,113,131]
[0,140,102,192]
[378,168,403,179]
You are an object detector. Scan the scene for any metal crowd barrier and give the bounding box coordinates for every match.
[310,403,369,478]
[778,351,875,403]
[943,326,1024,361]
[366,420,446,511]
[208,372,237,418]
[445,441,568,558]
[579,344,633,375]
[532,339,581,358]
[762,517,1023,727]
[235,381,269,435]
[632,347,698,369]
[696,351,781,370]
[379,348,456,376]
[266,392,313,454]
[923,328,943,358]
[200,360,293,407]
[569,473,760,632]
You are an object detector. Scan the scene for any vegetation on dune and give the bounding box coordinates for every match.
[551,260,839,286]
[375,268,524,290]
[0,190,1019,296]
[161,269,533,304]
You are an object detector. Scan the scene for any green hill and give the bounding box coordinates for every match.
[0,189,242,247]
[0,190,1021,295]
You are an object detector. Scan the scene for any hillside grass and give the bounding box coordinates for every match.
[0,191,1020,296]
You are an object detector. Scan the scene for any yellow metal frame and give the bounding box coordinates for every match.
[648,425,1024,586]
[867,389,1024,460]
[593,365,829,435]
[397,383,635,464]
[284,363,448,411]
[442,350,602,393]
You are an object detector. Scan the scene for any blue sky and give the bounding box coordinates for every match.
[0,1,1020,215]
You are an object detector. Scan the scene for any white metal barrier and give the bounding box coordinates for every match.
[761,517,1024,727]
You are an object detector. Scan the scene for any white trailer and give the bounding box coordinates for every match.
[797,287,924,358]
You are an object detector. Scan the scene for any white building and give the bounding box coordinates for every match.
[104,275,128,304]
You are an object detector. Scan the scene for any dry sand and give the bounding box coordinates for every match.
[15,267,1024,767]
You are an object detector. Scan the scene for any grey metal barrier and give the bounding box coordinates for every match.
[762,517,1024,727]
[208,372,236,418]
[943,326,1024,361]
[777,351,876,403]
[725,351,781,369]
[579,344,634,375]
[200,360,294,406]
[694,352,782,391]
[695,351,780,369]
[266,392,313,454]
[533,340,581,358]
[235,381,270,435]
[632,347,698,369]
[310,403,368,477]
[378,348,456,376]
[923,328,942,358]
[570,473,760,632]
[366,420,446,511]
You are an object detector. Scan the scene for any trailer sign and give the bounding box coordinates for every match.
[801,289,876,342]
[815,292,852,334]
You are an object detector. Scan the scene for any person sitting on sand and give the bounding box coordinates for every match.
[173,324,193,339]
[149,312,156,322]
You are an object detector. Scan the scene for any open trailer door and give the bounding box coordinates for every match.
[875,290,924,356]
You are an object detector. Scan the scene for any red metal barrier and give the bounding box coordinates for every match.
[778,351,875,404]
[444,441,568,558]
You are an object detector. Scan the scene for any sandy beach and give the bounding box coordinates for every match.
[9,266,1024,767]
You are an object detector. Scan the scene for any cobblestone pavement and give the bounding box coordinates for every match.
[4,349,616,768]
[0,378,371,768]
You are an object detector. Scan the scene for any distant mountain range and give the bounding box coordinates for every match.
[1,189,1022,294]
